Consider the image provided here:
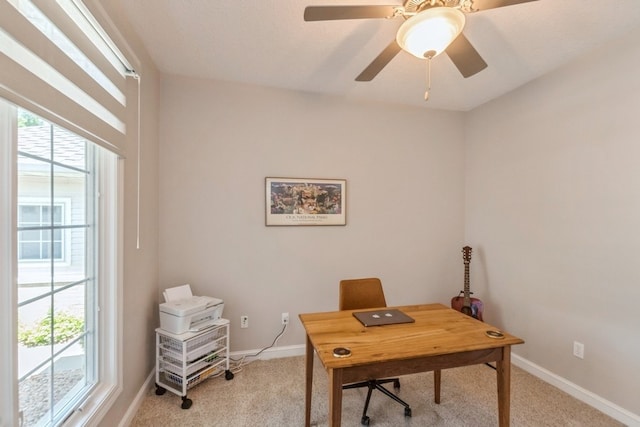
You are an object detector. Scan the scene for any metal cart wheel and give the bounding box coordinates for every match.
[181,396,193,409]
[154,384,166,395]
[225,370,234,380]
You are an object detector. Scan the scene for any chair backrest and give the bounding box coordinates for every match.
[339,278,387,311]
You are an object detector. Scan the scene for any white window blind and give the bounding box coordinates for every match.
[0,0,136,156]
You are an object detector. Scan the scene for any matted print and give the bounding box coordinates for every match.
[266,177,346,226]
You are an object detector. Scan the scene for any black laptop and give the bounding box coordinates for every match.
[352,309,415,327]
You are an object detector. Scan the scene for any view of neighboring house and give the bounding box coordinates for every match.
[18,123,88,290]
[17,120,91,425]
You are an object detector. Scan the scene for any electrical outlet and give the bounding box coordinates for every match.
[573,341,584,359]
[282,312,289,325]
[240,315,249,329]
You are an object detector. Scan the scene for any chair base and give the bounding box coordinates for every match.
[343,378,411,425]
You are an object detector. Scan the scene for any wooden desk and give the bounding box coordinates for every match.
[299,303,524,426]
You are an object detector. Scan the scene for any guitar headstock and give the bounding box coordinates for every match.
[462,246,472,264]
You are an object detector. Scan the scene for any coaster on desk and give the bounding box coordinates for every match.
[333,347,351,358]
[485,330,505,339]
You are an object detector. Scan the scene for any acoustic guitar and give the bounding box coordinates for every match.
[451,246,484,321]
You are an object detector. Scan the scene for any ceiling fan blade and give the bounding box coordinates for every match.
[304,5,397,21]
[445,33,488,78]
[355,40,402,81]
[470,0,538,12]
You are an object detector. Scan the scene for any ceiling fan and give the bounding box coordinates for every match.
[304,0,538,82]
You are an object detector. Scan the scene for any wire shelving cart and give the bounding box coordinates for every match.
[155,319,234,409]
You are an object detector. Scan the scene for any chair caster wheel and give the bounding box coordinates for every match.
[360,415,370,425]
[405,407,412,417]
[225,370,234,380]
[181,397,192,409]
[393,379,400,389]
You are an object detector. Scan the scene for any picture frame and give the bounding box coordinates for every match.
[266,177,346,226]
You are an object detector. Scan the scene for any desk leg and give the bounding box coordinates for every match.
[328,368,343,427]
[434,369,441,404]
[305,335,313,427]
[496,345,512,427]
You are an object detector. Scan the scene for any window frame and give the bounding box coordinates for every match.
[0,96,19,427]
[62,143,123,427]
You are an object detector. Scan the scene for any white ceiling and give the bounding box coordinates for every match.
[118,0,640,111]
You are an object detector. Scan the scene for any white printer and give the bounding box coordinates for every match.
[159,284,224,335]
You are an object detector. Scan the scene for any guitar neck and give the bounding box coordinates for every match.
[463,262,471,306]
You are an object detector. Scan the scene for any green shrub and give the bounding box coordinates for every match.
[19,310,84,347]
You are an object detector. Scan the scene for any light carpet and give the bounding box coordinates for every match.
[130,356,622,426]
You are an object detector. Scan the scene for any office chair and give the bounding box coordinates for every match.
[339,278,412,425]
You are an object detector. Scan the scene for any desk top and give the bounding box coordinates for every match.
[299,303,524,369]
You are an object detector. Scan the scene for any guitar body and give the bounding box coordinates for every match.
[451,295,484,321]
[451,246,484,321]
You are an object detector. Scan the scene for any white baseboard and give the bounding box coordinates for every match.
[118,370,155,427]
[120,346,639,427]
[512,353,640,427]
[230,344,306,360]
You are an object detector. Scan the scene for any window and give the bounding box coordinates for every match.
[15,109,96,426]
[1,101,121,427]
[1,0,134,424]
[18,203,65,261]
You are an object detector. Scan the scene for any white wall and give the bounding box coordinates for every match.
[465,27,640,415]
[158,76,466,351]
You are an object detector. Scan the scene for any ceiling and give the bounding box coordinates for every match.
[117,0,640,111]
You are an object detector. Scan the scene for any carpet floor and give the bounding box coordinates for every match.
[130,355,622,426]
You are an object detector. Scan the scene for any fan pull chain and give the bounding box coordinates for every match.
[423,50,435,101]
[424,55,432,101]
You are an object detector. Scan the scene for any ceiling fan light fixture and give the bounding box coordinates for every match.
[396,7,465,59]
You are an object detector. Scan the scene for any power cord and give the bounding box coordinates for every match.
[228,322,288,372]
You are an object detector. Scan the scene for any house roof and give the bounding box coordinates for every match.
[18,125,87,170]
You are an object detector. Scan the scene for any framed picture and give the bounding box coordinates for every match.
[266,177,346,226]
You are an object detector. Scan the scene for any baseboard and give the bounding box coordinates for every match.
[118,370,155,427]
[512,353,640,427]
[120,346,639,427]
[230,344,306,360]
